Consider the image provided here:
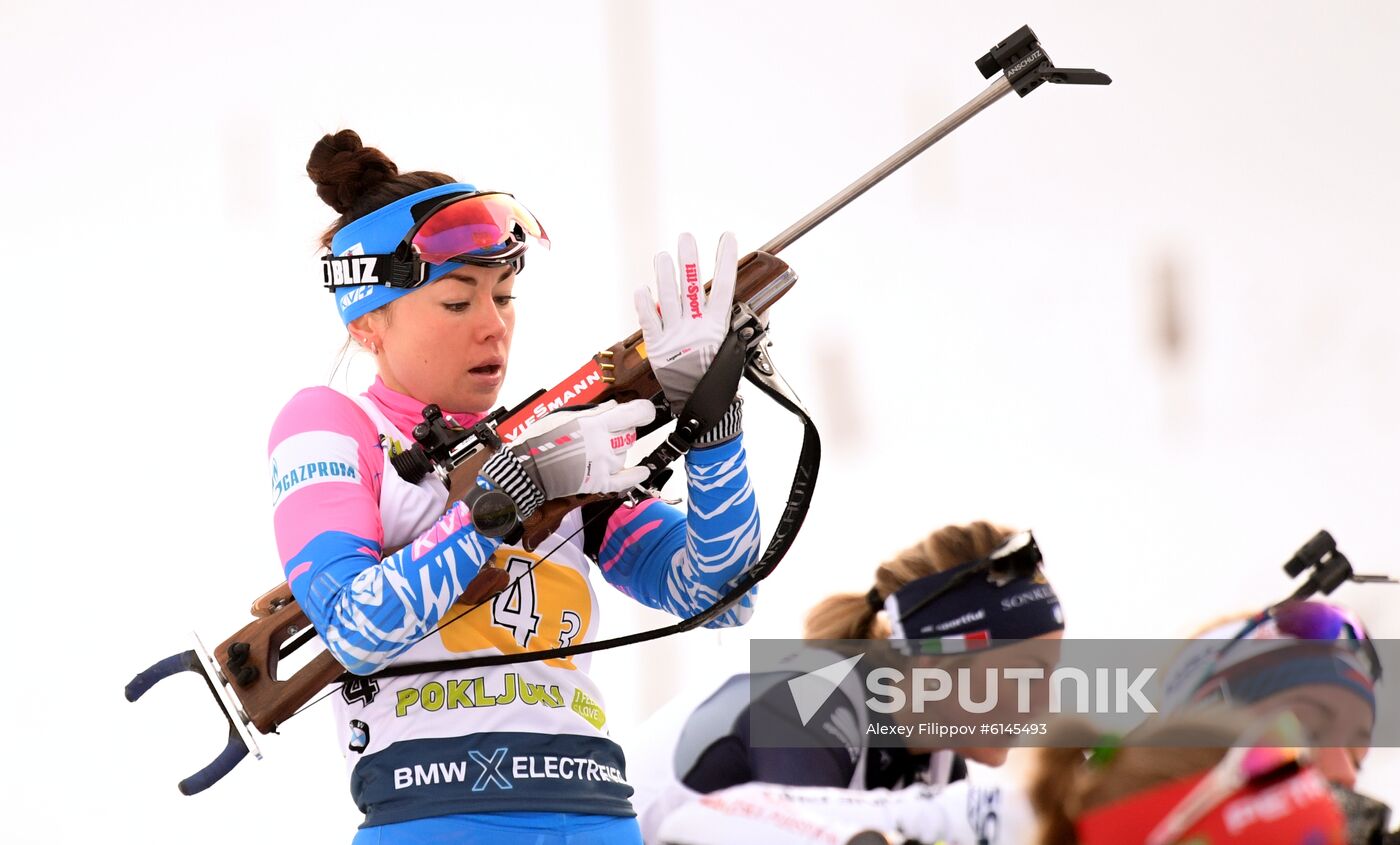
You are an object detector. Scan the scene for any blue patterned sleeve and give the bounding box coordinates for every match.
[283,502,501,675]
[592,435,761,627]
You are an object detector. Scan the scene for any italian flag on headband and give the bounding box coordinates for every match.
[917,630,991,654]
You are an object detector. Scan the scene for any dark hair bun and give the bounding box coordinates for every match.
[306,129,400,214]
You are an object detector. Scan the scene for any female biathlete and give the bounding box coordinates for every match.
[1160,598,1393,839]
[626,521,1067,844]
[1029,710,1349,845]
[271,130,761,844]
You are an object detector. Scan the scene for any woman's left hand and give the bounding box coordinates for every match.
[634,231,738,415]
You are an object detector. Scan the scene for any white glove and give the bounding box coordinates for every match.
[634,232,738,414]
[508,399,656,498]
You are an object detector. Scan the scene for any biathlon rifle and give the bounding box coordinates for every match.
[126,24,1110,795]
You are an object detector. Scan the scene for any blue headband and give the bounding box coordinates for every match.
[884,556,1065,644]
[328,181,477,325]
[1193,644,1378,719]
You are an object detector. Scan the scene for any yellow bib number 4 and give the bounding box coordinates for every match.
[440,550,592,670]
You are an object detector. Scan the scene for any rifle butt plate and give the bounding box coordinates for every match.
[192,631,264,762]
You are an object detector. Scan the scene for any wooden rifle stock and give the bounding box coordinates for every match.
[228,251,795,734]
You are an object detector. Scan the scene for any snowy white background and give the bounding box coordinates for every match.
[3,0,1397,840]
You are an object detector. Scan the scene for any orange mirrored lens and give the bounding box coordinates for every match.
[411,192,549,264]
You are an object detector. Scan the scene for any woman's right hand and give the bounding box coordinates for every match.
[481,399,657,513]
[635,232,738,415]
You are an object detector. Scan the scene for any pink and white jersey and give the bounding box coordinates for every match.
[268,377,761,827]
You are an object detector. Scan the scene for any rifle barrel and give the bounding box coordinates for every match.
[760,76,1013,256]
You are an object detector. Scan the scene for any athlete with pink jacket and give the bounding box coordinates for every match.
[271,129,761,844]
